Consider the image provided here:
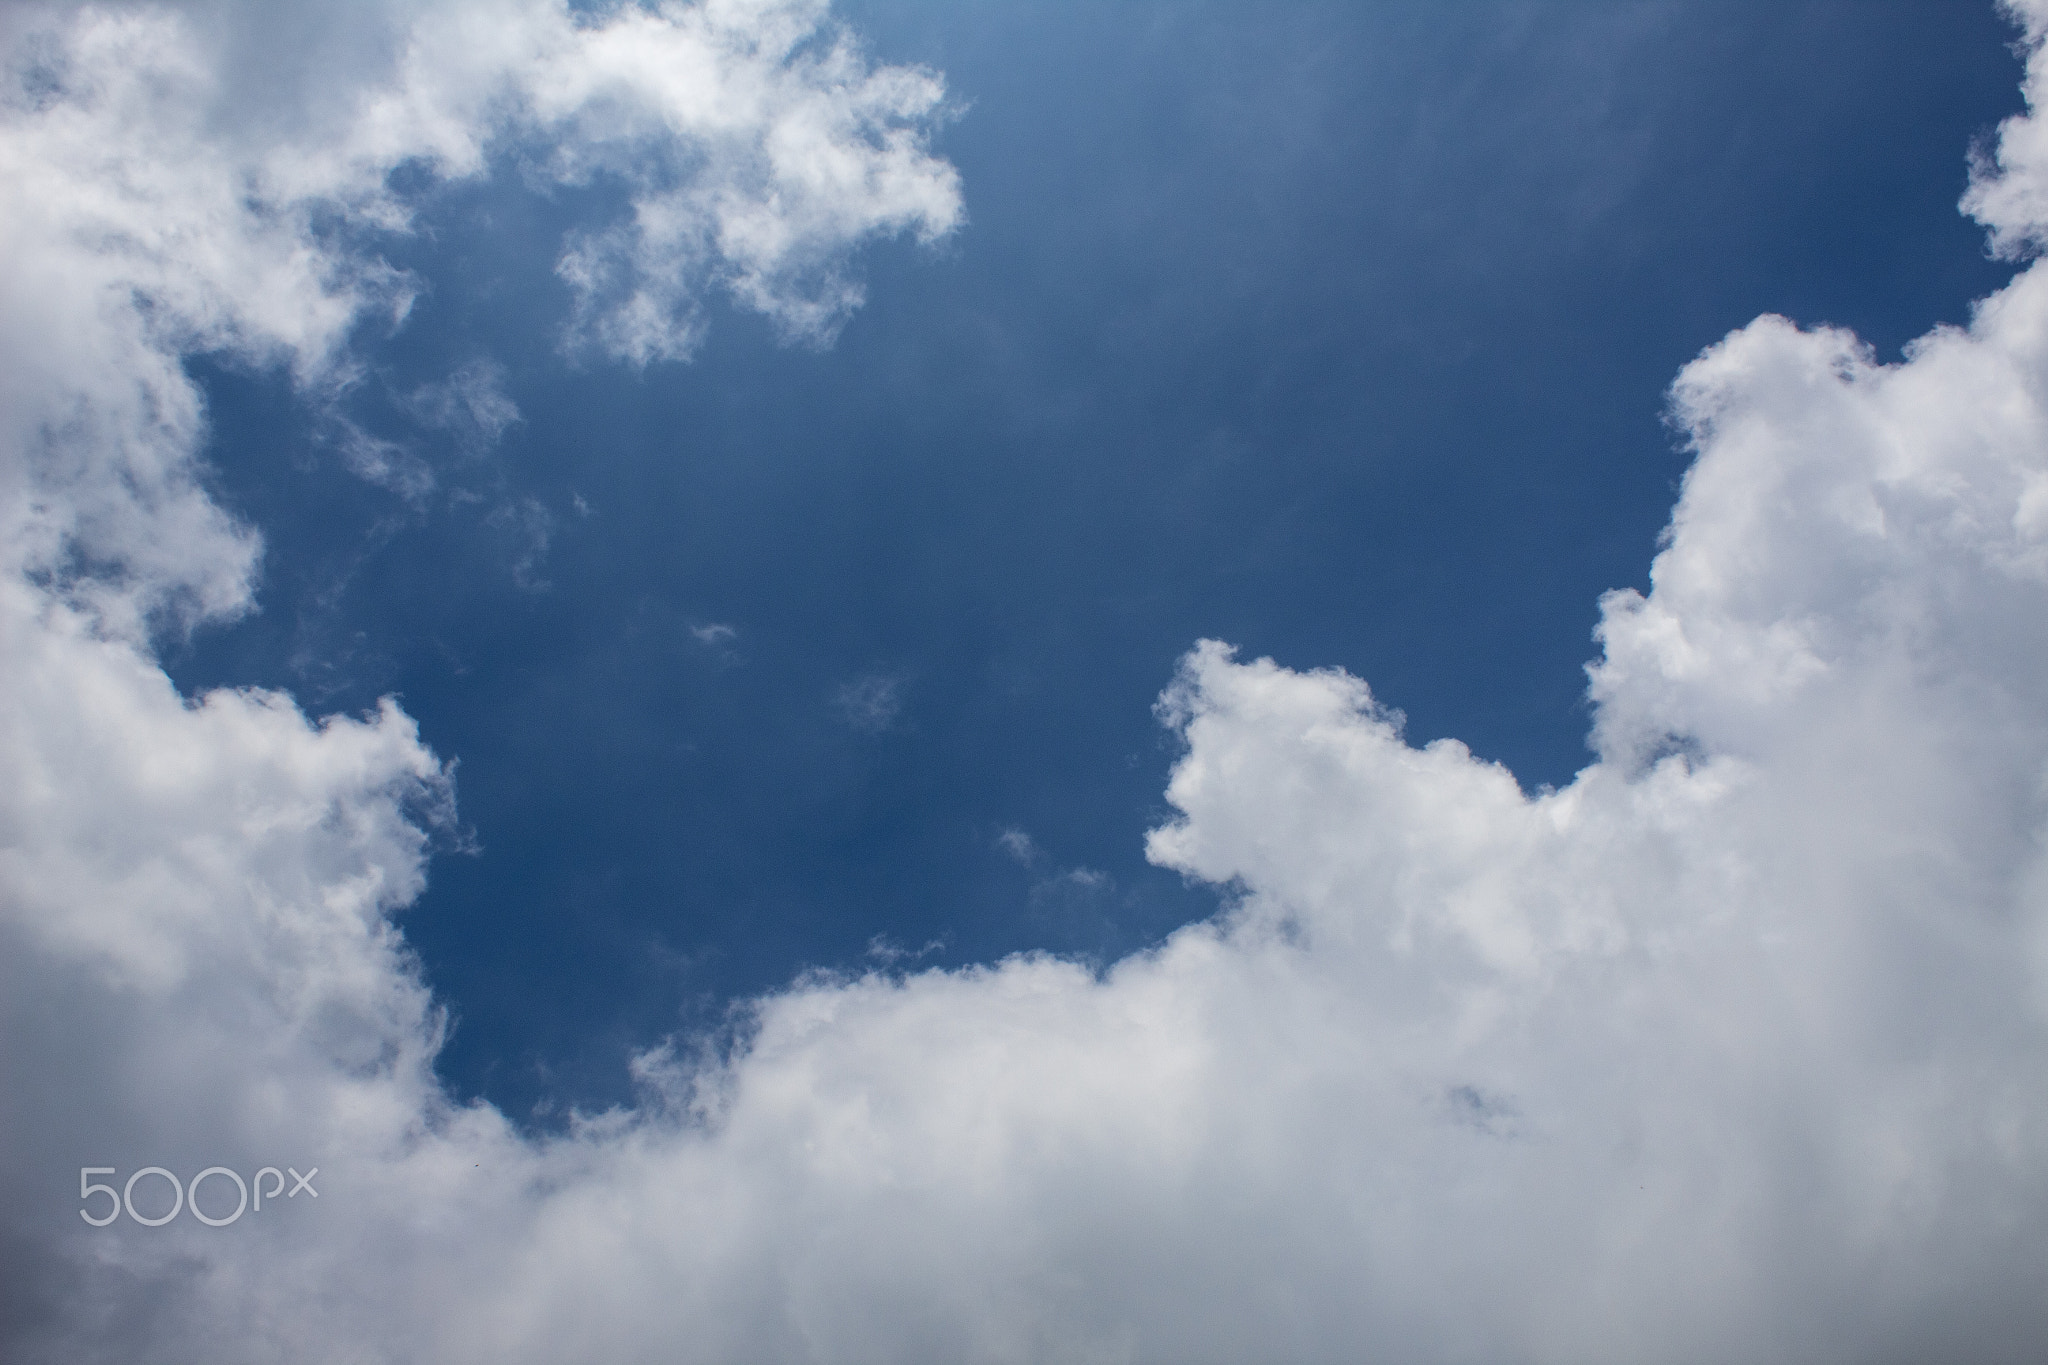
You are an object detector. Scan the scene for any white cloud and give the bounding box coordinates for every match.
[406,360,522,460]
[688,620,742,666]
[332,416,438,503]
[834,670,904,732]
[7,2,2048,1364]
[0,0,960,638]
[485,494,555,591]
[995,825,1040,864]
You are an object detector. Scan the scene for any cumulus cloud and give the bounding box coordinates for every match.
[7,2,2048,1364]
[0,0,959,639]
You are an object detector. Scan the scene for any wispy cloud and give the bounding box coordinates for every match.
[995,825,1040,864]
[689,622,737,648]
[405,359,522,460]
[689,621,742,665]
[486,495,555,592]
[834,671,905,733]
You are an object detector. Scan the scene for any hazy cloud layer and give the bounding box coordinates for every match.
[5,3,2048,1364]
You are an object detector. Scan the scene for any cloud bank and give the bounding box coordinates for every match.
[4,2,2048,1363]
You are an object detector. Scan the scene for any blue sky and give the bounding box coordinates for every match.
[168,0,2018,1118]
[10,2,2048,1360]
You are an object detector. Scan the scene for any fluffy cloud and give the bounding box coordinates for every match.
[0,0,959,635]
[6,3,2048,1364]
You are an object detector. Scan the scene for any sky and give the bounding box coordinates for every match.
[3,1,2048,1361]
